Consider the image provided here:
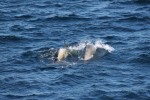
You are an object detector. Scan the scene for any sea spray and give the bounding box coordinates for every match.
[68,40,115,53]
[94,40,115,53]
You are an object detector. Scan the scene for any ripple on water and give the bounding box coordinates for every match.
[134,0,150,5]
[46,13,91,21]
[131,52,150,65]
[10,25,25,31]
[104,35,123,40]
[10,24,39,32]
[0,35,28,43]
[14,14,33,19]
[51,73,85,86]
[79,89,115,100]
[118,12,150,23]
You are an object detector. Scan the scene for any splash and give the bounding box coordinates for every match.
[68,40,115,53]
[37,39,114,65]
[94,40,115,53]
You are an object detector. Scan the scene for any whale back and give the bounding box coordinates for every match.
[84,45,96,60]
[57,48,68,61]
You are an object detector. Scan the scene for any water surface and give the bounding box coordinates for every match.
[0,0,150,100]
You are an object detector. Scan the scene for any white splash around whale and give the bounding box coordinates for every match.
[57,40,115,61]
[68,40,114,52]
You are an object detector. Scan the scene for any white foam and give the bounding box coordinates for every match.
[94,40,115,53]
[68,42,86,51]
[67,40,114,53]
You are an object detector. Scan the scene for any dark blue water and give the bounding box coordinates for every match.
[0,0,150,100]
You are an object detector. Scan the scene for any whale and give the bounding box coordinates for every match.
[57,44,97,62]
[57,48,69,62]
[83,45,96,60]
[57,40,70,62]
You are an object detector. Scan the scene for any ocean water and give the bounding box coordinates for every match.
[0,0,150,100]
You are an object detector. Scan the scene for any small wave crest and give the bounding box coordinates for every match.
[14,14,33,19]
[46,12,90,21]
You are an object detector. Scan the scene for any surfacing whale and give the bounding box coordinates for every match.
[56,40,114,62]
[57,44,97,62]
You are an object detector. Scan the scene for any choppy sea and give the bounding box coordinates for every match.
[0,0,150,100]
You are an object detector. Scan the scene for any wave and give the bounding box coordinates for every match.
[10,25,24,31]
[10,24,39,33]
[118,12,150,22]
[0,13,33,22]
[14,14,33,19]
[111,0,150,5]
[119,16,150,22]
[0,15,14,21]
[104,35,123,40]
[134,0,150,5]
[0,35,27,43]
[131,52,150,65]
[46,13,91,21]
[128,51,150,65]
